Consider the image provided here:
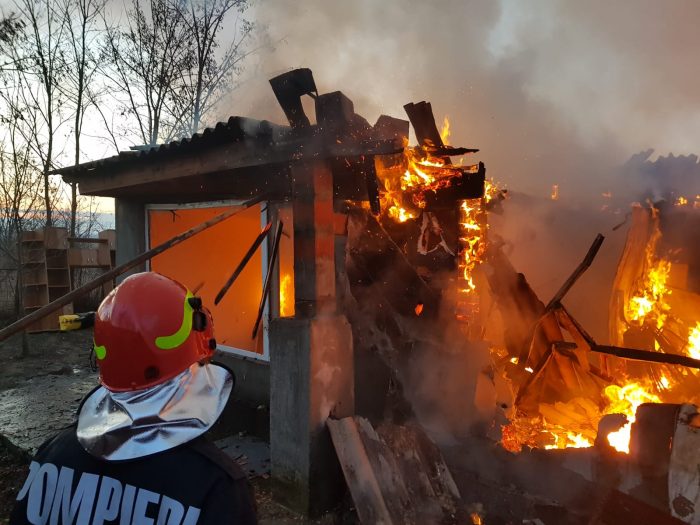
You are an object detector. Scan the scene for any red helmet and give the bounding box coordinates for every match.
[93,272,216,392]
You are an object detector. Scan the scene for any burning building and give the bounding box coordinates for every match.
[46,68,700,523]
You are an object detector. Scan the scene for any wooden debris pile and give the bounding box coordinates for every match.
[328,416,466,525]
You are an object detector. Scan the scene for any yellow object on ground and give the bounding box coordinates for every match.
[59,313,95,331]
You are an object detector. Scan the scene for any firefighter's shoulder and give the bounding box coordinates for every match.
[186,435,248,482]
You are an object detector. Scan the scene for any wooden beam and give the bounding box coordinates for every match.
[0,194,267,344]
[214,222,273,306]
[403,101,445,149]
[251,221,283,339]
[545,234,605,310]
[592,345,700,370]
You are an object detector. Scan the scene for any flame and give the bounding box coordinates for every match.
[376,115,485,224]
[457,178,503,305]
[378,142,458,223]
[687,322,700,360]
[603,382,660,453]
[625,213,671,331]
[470,513,483,525]
[280,273,294,317]
[676,196,689,206]
[415,303,424,316]
[458,199,484,295]
[544,431,593,450]
[440,116,451,145]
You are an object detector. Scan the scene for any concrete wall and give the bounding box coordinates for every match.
[216,352,270,406]
[114,198,146,282]
[211,354,271,441]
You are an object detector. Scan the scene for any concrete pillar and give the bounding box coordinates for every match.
[114,198,146,282]
[270,160,354,515]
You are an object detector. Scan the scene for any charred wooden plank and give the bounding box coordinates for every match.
[329,416,463,525]
[328,417,396,525]
[364,161,381,215]
[403,101,445,150]
[423,145,479,156]
[215,222,273,305]
[372,115,410,142]
[252,221,283,339]
[546,234,605,310]
[269,68,317,129]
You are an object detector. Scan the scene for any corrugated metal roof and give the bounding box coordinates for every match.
[53,116,288,177]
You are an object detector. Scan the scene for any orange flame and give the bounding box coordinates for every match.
[280,273,295,317]
[604,382,660,453]
[687,322,700,360]
[440,116,451,145]
[625,211,671,331]
[544,431,593,450]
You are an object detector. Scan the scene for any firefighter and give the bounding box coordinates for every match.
[11,272,257,524]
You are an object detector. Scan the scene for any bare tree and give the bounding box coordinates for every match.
[102,0,254,146]
[172,0,252,135]
[101,0,192,146]
[60,0,106,235]
[0,95,44,348]
[0,0,69,227]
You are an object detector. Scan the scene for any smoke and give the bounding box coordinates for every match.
[229,0,700,202]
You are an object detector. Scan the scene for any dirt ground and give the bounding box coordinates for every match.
[0,330,346,524]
